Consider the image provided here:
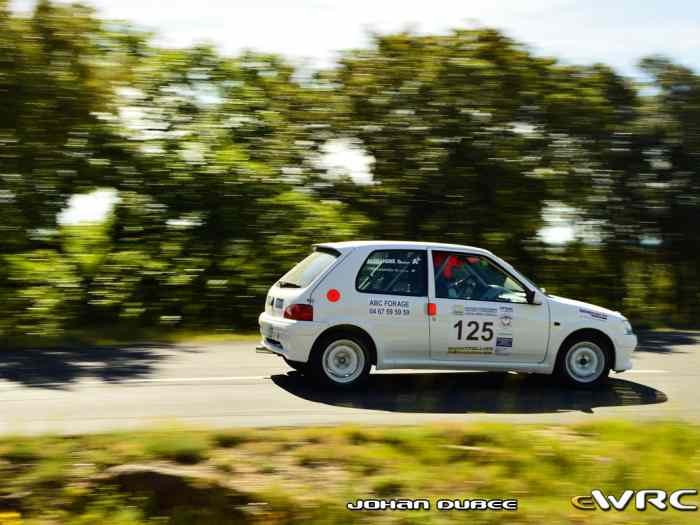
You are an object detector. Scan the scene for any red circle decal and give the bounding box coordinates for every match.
[327,289,341,302]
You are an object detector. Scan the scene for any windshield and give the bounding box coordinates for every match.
[277,248,339,288]
[487,255,540,292]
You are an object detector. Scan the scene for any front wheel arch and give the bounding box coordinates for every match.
[554,328,615,387]
[556,328,615,369]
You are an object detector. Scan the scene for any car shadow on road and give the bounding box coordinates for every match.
[271,372,667,414]
[0,344,189,389]
[636,330,699,353]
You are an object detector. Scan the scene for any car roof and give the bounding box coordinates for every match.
[315,240,493,255]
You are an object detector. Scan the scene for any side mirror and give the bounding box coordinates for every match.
[525,289,534,304]
[526,289,543,305]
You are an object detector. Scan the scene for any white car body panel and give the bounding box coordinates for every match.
[258,241,637,375]
[310,247,430,367]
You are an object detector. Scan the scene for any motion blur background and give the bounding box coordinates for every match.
[2,0,700,341]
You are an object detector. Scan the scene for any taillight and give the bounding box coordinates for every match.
[283,303,313,321]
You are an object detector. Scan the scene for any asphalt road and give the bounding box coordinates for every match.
[0,331,698,434]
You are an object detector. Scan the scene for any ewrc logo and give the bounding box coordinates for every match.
[572,490,698,511]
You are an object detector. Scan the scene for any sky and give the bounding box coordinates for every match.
[12,0,699,241]
[12,0,700,76]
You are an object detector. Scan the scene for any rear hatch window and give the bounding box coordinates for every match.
[277,248,339,289]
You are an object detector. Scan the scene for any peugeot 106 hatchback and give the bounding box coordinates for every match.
[258,241,637,388]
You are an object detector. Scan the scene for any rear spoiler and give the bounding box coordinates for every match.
[312,244,344,256]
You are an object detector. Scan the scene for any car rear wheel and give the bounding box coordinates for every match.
[283,357,308,374]
[556,336,611,387]
[311,334,371,388]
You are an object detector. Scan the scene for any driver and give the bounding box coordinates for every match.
[433,253,483,300]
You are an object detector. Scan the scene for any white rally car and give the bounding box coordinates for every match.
[258,241,637,388]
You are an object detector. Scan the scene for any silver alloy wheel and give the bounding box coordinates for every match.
[565,341,605,383]
[322,339,365,384]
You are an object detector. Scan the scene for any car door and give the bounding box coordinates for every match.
[428,250,549,364]
[354,248,430,365]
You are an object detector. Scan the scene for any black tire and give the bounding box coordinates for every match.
[555,334,611,388]
[283,357,309,374]
[309,332,371,389]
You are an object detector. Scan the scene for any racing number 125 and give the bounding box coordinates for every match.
[453,320,494,341]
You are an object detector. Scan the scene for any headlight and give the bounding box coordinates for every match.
[622,320,633,335]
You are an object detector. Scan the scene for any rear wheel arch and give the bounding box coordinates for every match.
[556,328,615,369]
[312,324,377,366]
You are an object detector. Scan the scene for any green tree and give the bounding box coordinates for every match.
[87,46,363,328]
[320,30,649,289]
[637,57,700,324]
[0,0,133,336]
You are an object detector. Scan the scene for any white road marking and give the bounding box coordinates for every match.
[0,375,271,390]
[616,369,668,374]
[115,375,271,382]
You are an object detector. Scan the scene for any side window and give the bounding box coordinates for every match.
[433,251,527,303]
[356,250,427,297]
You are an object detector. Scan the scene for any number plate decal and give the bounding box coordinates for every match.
[450,304,515,356]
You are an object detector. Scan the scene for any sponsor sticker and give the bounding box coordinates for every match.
[498,305,514,328]
[579,308,607,321]
[448,346,494,355]
[494,336,513,355]
[369,298,411,317]
[496,336,513,348]
[459,306,498,317]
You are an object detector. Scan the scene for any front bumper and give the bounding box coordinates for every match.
[614,333,637,372]
[258,312,323,363]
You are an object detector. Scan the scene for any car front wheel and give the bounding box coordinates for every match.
[311,334,371,389]
[556,336,611,387]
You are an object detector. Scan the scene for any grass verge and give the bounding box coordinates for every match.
[0,421,698,524]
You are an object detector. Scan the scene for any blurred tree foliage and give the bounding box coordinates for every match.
[0,1,698,338]
[0,0,133,335]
